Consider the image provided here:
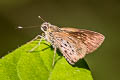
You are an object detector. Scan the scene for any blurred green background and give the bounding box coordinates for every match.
[0,0,120,80]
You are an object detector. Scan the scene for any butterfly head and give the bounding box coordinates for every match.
[41,22,60,32]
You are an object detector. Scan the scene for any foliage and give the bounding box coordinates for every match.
[0,40,93,80]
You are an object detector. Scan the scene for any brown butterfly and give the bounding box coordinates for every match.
[29,17,105,66]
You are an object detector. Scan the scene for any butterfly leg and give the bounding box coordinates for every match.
[29,34,45,52]
[28,35,43,43]
[52,47,57,67]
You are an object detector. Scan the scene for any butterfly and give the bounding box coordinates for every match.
[37,22,105,65]
[28,17,105,66]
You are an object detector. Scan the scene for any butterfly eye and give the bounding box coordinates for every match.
[42,26,47,31]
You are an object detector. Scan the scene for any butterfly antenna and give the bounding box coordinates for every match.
[17,25,40,29]
[17,16,45,29]
[38,16,45,22]
[17,26,23,29]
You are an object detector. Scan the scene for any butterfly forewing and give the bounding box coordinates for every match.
[61,28,105,54]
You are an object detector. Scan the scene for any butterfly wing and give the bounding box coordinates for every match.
[52,28,105,64]
[61,28,105,53]
[52,31,87,64]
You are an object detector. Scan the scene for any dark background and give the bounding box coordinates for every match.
[0,0,120,80]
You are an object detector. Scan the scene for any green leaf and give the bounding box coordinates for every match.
[0,39,93,80]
